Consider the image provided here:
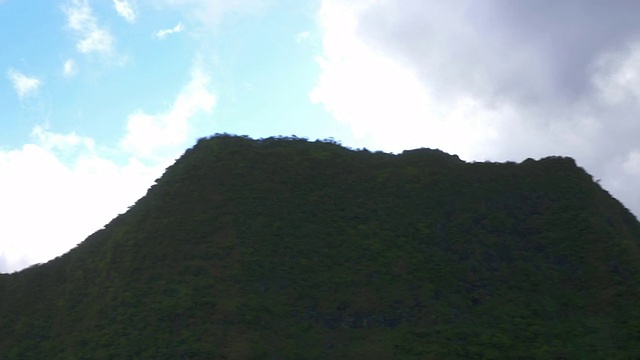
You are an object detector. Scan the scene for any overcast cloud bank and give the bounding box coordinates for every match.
[312,0,640,218]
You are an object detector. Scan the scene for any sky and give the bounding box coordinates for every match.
[1,0,640,273]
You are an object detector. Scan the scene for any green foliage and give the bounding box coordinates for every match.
[1,134,640,358]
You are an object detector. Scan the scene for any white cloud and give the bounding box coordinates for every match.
[63,59,77,77]
[121,65,216,160]
[312,0,640,218]
[113,0,136,23]
[0,253,28,274]
[63,0,115,54]
[32,125,95,152]
[0,129,164,273]
[6,68,41,98]
[155,22,184,39]
[0,72,216,273]
[0,63,218,273]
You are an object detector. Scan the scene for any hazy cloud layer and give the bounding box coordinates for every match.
[313,0,640,217]
[295,31,310,43]
[161,0,266,26]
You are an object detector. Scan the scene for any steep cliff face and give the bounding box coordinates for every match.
[1,135,639,359]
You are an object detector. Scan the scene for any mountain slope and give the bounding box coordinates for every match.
[1,134,640,359]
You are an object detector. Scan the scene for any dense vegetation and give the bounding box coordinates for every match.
[1,134,640,359]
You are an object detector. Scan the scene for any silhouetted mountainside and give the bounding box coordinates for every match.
[1,134,640,359]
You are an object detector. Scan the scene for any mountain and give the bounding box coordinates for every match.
[1,134,640,359]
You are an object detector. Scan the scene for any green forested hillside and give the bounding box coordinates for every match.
[1,134,640,359]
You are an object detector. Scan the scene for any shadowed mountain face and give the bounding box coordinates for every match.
[1,134,639,359]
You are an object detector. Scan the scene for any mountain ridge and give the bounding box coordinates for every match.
[1,134,639,358]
